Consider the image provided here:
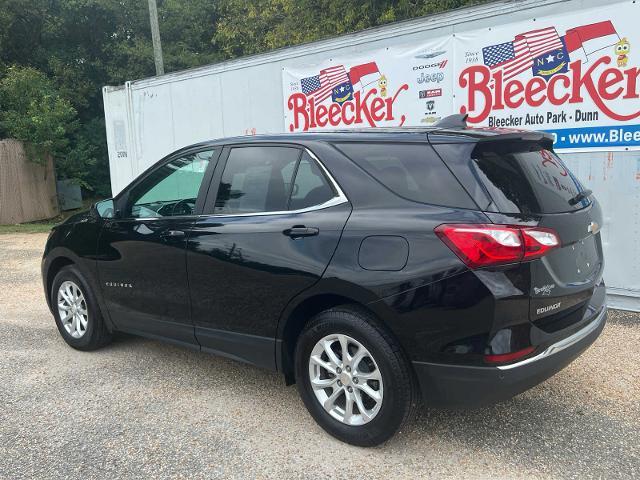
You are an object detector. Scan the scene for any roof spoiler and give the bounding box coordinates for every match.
[433,114,555,149]
[434,113,468,129]
[477,131,555,149]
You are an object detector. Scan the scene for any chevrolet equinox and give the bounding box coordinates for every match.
[42,115,606,446]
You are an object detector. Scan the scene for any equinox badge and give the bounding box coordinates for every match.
[537,302,562,315]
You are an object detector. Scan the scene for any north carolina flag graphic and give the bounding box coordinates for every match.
[563,21,620,63]
[348,62,382,90]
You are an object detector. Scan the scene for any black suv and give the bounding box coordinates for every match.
[42,115,606,446]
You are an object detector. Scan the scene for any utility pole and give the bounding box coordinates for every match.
[148,0,164,76]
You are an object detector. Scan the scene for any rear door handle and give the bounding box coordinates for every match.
[283,226,319,238]
[161,230,186,239]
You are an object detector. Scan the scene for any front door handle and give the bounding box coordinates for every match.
[283,226,319,238]
[161,230,186,239]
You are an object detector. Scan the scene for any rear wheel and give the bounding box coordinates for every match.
[295,305,416,446]
[51,265,112,350]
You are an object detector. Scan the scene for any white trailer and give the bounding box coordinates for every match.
[103,0,640,310]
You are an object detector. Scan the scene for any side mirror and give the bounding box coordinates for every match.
[95,199,116,219]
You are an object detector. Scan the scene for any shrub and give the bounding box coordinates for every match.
[0,66,78,165]
[0,66,99,189]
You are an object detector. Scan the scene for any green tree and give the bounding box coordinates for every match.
[0,65,102,188]
[212,0,486,58]
[0,66,77,165]
[0,0,489,197]
[0,0,218,193]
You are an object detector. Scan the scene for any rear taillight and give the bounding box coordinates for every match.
[434,224,560,269]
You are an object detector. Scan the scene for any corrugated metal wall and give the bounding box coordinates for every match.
[562,150,639,309]
[102,0,638,310]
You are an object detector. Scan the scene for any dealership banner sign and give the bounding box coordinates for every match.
[282,2,639,152]
[283,36,453,132]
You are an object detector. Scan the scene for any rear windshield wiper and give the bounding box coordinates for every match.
[568,189,593,206]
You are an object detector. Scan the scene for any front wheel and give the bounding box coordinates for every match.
[51,265,112,351]
[295,306,417,446]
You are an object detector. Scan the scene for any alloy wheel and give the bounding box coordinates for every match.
[308,333,384,426]
[57,280,89,339]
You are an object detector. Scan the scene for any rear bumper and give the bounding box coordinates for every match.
[413,306,607,407]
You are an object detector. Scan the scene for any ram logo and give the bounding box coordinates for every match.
[537,302,561,315]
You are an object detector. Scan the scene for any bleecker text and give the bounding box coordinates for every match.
[459,56,640,124]
[287,85,409,132]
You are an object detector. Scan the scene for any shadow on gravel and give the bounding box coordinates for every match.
[94,332,638,477]
[405,394,638,477]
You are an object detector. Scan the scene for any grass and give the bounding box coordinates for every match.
[0,222,58,234]
[0,198,103,234]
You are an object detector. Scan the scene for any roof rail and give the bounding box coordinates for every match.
[434,113,468,129]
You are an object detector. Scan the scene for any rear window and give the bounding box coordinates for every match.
[472,145,590,214]
[334,142,475,209]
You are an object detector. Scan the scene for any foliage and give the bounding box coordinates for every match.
[212,0,486,57]
[0,0,488,195]
[0,66,77,164]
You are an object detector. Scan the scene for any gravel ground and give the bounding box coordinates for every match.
[0,233,638,479]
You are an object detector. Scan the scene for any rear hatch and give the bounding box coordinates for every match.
[432,134,605,328]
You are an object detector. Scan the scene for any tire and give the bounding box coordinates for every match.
[294,305,417,446]
[50,265,112,351]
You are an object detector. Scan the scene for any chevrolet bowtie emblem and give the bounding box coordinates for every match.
[587,221,600,234]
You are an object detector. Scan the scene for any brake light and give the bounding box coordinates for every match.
[434,224,560,269]
[521,229,559,259]
[484,346,536,364]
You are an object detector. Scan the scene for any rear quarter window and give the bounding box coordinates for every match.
[334,142,476,209]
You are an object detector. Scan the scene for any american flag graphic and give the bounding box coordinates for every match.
[482,27,563,80]
[301,65,349,103]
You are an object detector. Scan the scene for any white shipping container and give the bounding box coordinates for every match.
[103,0,640,310]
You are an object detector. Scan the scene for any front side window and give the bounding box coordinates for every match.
[128,149,214,218]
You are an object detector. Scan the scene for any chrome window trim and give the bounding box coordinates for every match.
[120,148,349,221]
[496,306,606,371]
[202,194,347,218]
[112,215,201,222]
[203,147,349,218]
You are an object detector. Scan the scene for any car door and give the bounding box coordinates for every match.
[96,148,220,346]
[186,144,352,368]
